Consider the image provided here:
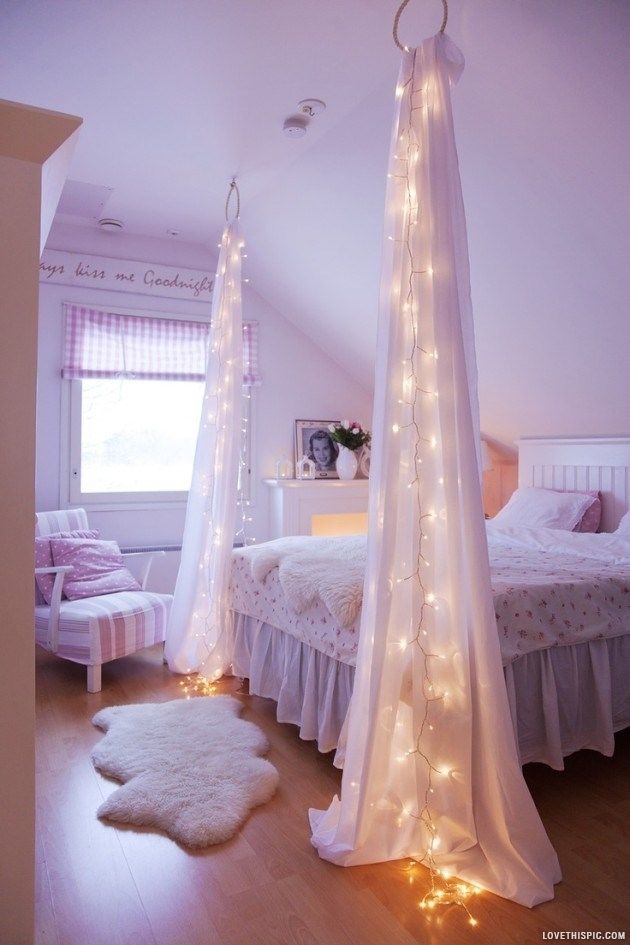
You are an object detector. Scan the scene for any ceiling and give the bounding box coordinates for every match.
[2,0,629,442]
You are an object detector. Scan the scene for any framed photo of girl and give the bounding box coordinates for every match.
[294,420,340,479]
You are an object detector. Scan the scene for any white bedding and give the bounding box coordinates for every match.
[231,526,630,666]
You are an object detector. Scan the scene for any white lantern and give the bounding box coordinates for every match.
[296,454,316,480]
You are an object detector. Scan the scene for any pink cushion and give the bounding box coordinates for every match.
[573,491,602,533]
[35,529,99,604]
[49,537,141,600]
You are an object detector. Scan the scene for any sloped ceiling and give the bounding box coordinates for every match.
[2,0,629,444]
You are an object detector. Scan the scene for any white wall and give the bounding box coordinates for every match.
[38,224,372,588]
[0,101,80,945]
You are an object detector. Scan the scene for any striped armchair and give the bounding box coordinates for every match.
[35,509,172,692]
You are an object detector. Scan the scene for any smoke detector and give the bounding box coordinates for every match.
[98,218,124,232]
[283,115,308,138]
[282,98,326,138]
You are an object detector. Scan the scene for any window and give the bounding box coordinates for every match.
[63,304,259,506]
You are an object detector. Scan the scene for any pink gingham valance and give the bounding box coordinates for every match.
[62,304,261,386]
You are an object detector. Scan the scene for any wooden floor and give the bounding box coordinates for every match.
[35,646,630,945]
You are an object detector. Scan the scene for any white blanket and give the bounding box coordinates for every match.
[486,522,630,565]
[247,535,366,627]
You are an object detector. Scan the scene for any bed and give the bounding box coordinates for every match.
[229,437,630,769]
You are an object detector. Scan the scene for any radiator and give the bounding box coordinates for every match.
[121,544,182,554]
[120,545,182,593]
[119,543,244,593]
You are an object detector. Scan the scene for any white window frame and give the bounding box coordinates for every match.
[60,303,254,512]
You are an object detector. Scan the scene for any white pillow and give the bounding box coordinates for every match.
[492,487,596,531]
[615,510,630,536]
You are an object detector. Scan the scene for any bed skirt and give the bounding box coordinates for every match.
[231,612,630,770]
[504,633,630,769]
[231,612,354,756]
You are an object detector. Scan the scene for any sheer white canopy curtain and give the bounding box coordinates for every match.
[165,218,245,681]
[310,35,561,907]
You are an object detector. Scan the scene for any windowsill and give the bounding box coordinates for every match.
[63,498,256,513]
[64,499,189,513]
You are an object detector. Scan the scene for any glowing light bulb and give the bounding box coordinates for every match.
[392,423,400,433]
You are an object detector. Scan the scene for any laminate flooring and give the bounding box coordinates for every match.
[35,646,630,945]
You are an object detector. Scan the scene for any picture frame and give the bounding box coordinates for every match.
[294,420,340,479]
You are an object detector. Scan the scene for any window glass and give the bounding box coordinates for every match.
[79,378,204,493]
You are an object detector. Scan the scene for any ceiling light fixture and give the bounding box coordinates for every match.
[297,98,326,117]
[98,218,124,232]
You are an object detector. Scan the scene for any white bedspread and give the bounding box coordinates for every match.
[231,527,630,666]
[487,525,630,662]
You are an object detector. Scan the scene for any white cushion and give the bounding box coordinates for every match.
[615,510,630,536]
[492,487,596,531]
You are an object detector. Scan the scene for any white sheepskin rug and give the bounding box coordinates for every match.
[91,696,279,848]
[246,534,367,626]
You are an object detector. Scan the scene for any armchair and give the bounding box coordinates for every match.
[35,509,172,692]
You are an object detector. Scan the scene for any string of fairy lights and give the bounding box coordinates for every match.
[390,51,479,923]
[180,182,253,698]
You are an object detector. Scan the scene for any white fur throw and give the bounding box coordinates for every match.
[91,696,278,848]
[246,535,367,626]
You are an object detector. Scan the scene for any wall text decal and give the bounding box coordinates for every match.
[39,249,214,302]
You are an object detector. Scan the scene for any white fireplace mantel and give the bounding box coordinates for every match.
[263,478,369,538]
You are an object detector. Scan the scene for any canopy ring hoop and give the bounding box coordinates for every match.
[393,0,448,50]
[225,178,240,222]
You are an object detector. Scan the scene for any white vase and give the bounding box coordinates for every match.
[336,444,358,480]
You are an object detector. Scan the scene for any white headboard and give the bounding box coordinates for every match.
[517,436,630,532]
